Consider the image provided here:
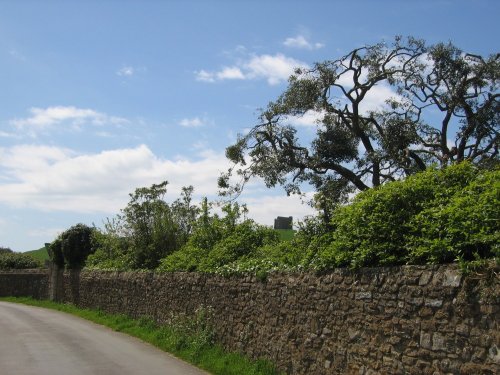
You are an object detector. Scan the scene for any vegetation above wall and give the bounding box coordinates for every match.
[218,162,499,274]
[39,36,498,274]
[60,162,497,274]
[0,250,42,269]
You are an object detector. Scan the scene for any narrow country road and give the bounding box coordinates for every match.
[0,302,208,375]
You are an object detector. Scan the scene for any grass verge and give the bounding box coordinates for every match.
[275,229,295,241]
[24,246,50,262]
[0,297,280,375]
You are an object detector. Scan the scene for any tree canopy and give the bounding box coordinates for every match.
[219,37,499,219]
[86,181,200,270]
[47,224,95,269]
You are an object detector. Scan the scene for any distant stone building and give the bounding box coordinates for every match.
[274,216,293,230]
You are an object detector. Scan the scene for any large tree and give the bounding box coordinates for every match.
[219,37,499,219]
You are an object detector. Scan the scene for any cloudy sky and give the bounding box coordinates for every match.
[0,0,498,251]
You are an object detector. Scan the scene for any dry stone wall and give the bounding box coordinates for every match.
[0,269,48,299]
[1,265,498,374]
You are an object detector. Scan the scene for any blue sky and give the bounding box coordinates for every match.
[0,0,498,251]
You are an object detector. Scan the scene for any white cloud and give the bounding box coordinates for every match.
[196,53,308,86]
[10,106,128,136]
[286,110,325,127]
[0,131,16,138]
[195,69,216,82]
[28,227,64,238]
[245,54,307,85]
[0,143,317,226]
[179,117,205,128]
[117,66,134,76]
[216,66,245,80]
[283,35,324,50]
[0,144,229,214]
[358,83,398,114]
[326,68,399,115]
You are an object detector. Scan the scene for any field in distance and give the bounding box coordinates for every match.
[24,247,49,262]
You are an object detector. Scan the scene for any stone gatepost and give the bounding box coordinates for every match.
[48,261,64,302]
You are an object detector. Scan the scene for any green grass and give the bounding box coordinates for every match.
[0,297,280,375]
[24,247,49,262]
[275,229,295,241]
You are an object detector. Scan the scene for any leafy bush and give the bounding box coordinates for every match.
[46,238,64,268]
[406,167,499,263]
[0,246,13,254]
[47,224,95,269]
[308,162,499,269]
[85,227,133,270]
[199,221,279,271]
[60,224,95,269]
[157,244,207,272]
[0,252,42,269]
[158,202,280,272]
[88,182,199,270]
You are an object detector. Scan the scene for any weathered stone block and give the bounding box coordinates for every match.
[419,271,433,286]
[442,269,462,287]
[424,298,443,308]
[355,291,372,300]
[489,344,500,364]
[420,332,432,349]
[432,333,447,351]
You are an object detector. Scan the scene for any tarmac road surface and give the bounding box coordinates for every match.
[0,301,208,375]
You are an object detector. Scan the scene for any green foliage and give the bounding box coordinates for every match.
[216,246,305,277]
[158,202,279,272]
[47,238,64,268]
[200,221,279,271]
[218,163,498,274]
[0,246,13,254]
[307,163,499,269]
[406,167,500,264]
[24,247,50,262]
[219,36,499,215]
[157,243,206,272]
[0,252,42,269]
[275,229,295,241]
[63,164,500,275]
[46,224,96,269]
[121,181,181,269]
[88,182,199,270]
[60,224,95,269]
[86,218,133,270]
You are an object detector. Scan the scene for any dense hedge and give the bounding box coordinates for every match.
[158,218,279,272]
[85,162,498,273]
[46,224,96,269]
[217,162,499,274]
[0,252,42,269]
[305,162,499,270]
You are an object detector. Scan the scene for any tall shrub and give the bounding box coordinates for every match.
[47,238,65,268]
[60,224,95,269]
[0,252,42,269]
[310,162,499,269]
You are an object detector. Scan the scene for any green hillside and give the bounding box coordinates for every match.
[275,229,295,241]
[24,247,49,262]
